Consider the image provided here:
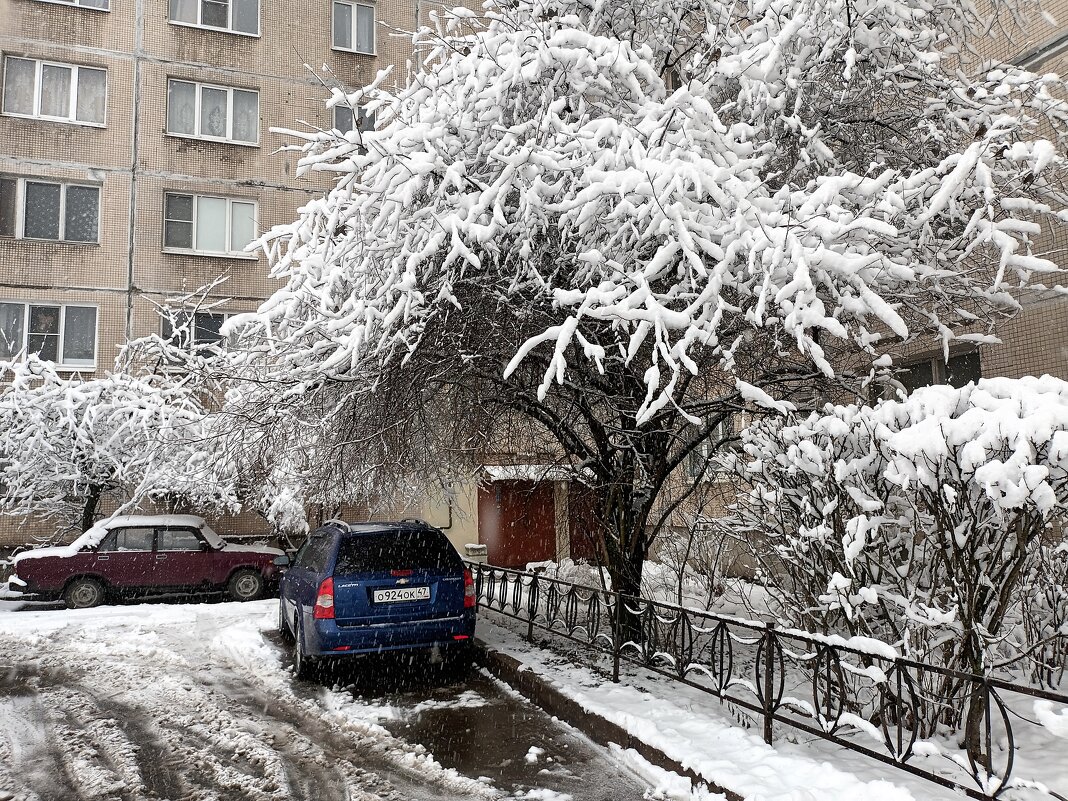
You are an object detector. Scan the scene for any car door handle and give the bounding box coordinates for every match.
[96,555,109,561]
[155,554,167,560]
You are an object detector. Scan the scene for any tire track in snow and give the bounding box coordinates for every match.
[200,623,495,801]
[0,603,497,801]
[0,690,88,801]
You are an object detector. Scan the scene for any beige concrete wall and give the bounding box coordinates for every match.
[0,48,134,169]
[981,296,1068,379]
[131,176,305,301]
[1,0,136,52]
[976,0,1067,65]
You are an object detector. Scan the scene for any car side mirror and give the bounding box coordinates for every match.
[273,555,291,567]
[201,541,214,552]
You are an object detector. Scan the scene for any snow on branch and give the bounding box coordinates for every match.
[240,0,1068,420]
[0,358,238,537]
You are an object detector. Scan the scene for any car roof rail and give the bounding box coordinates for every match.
[321,519,352,533]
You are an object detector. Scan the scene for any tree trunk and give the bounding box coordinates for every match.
[607,545,647,646]
[600,482,653,647]
[962,679,990,774]
[81,484,102,533]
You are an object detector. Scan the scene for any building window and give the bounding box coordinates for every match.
[898,351,982,394]
[0,177,100,243]
[163,193,257,256]
[0,302,97,367]
[166,79,258,144]
[2,57,106,126]
[34,0,110,9]
[333,104,373,135]
[168,0,258,35]
[332,1,375,55]
[162,311,232,350]
[688,417,733,480]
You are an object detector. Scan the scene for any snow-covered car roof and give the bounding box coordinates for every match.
[13,514,221,563]
[96,514,207,530]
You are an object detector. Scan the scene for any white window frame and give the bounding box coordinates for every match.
[161,310,235,351]
[162,192,258,258]
[333,103,373,135]
[165,79,259,145]
[33,0,110,11]
[167,0,260,37]
[0,176,101,244]
[1,56,107,127]
[0,300,99,368]
[332,1,376,56]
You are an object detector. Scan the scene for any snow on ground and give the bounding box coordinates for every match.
[478,612,1067,801]
[609,747,728,801]
[5,595,1058,801]
[524,559,776,620]
[0,599,686,801]
[0,599,496,801]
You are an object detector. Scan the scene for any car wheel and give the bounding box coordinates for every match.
[278,600,294,642]
[63,577,105,609]
[227,569,264,602]
[293,622,316,681]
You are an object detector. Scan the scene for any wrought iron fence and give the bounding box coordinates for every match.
[467,561,1068,801]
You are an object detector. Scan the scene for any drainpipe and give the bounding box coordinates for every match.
[125,0,145,340]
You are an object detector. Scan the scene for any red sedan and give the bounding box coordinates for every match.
[8,515,288,608]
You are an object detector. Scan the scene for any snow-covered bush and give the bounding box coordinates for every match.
[728,377,1068,730]
[0,358,238,538]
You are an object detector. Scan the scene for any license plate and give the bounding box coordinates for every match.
[373,586,430,603]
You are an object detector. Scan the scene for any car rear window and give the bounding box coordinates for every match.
[334,530,461,574]
[296,535,334,572]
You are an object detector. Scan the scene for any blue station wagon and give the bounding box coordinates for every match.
[278,520,476,678]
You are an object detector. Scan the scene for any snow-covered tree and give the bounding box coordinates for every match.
[232,0,1068,621]
[727,377,1068,737]
[0,358,238,537]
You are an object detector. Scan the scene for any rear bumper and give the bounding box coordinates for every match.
[306,611,476,657]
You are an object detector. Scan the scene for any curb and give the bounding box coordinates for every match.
[473,637,743,801]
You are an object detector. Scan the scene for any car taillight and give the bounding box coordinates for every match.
[313,577,335,619]
[463,569,476,609]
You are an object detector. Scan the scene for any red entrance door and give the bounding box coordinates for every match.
[567,483,604,562]
[477,480,556,567]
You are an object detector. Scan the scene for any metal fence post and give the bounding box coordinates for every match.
[612,592,621,683]
[763,622,776,744]
[475,562,483,606]
[527,574,537,642]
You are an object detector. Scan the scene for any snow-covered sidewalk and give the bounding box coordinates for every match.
[477,612,1061,801]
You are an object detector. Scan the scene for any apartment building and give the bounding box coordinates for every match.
[0,0,463,545]
[0,0,420,372]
